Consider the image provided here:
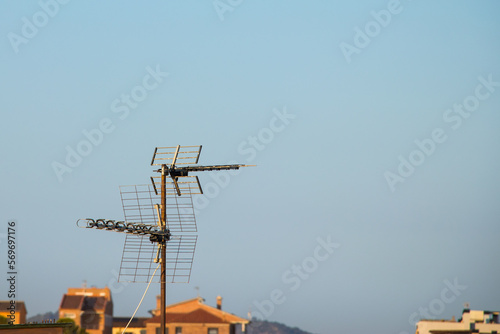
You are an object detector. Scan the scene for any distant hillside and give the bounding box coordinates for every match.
[244,319,313,334]
[27,311,58,323]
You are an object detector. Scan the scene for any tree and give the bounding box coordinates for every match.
[0,315,8,324]
[56,318,89,334]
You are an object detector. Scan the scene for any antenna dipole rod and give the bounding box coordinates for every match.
[161,164,167,334]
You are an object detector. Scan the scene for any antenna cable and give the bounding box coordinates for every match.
[121,263,161,334]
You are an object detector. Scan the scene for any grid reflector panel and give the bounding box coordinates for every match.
[119,184,197,233]
[151,145,202,166]
[118,234,197,283]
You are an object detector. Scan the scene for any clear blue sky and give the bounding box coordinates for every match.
[1,1,499,333]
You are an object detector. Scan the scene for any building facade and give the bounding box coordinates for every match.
[416,309,500,334]
[0,301,27,325]
[59,286,113,334]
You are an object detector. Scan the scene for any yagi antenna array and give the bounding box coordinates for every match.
[150,145,252,196]
[77,145,251,334]
[77,218,169,236]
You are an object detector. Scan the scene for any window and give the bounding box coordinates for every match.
[208,329,219,334]
[156,328,169,334]
[176,327,182,334]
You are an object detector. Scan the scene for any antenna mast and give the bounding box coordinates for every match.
[78,145,252,334]
[160,164,167,334]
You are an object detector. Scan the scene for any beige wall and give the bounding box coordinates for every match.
[112,328,145,334]
[417,316,500,334]
[0,310,26,325]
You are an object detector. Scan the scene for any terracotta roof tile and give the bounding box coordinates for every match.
[146,297,248,325]
[170,309,226,323]
[0,301,26,313]
[113,317,149,327]
[60,295,108,311]
[60,295,84,309]
[146,309,238,324]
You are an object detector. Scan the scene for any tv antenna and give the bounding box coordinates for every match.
[150,145,252,196]
[77,145,251,334]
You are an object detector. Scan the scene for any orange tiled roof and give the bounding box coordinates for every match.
[59,295,84,309]
[147,309,226,324]
[147,297,248,325]
[60,295,108,311]
[0,301,27,313]
[113,317,149,328]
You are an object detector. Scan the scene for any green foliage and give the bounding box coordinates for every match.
[56,318,88,334]
[0,315,8,324]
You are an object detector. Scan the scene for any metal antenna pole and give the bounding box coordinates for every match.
[161,164,167,334]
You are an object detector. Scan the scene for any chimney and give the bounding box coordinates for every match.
[156,295,161,315]
[216,296,222,310]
